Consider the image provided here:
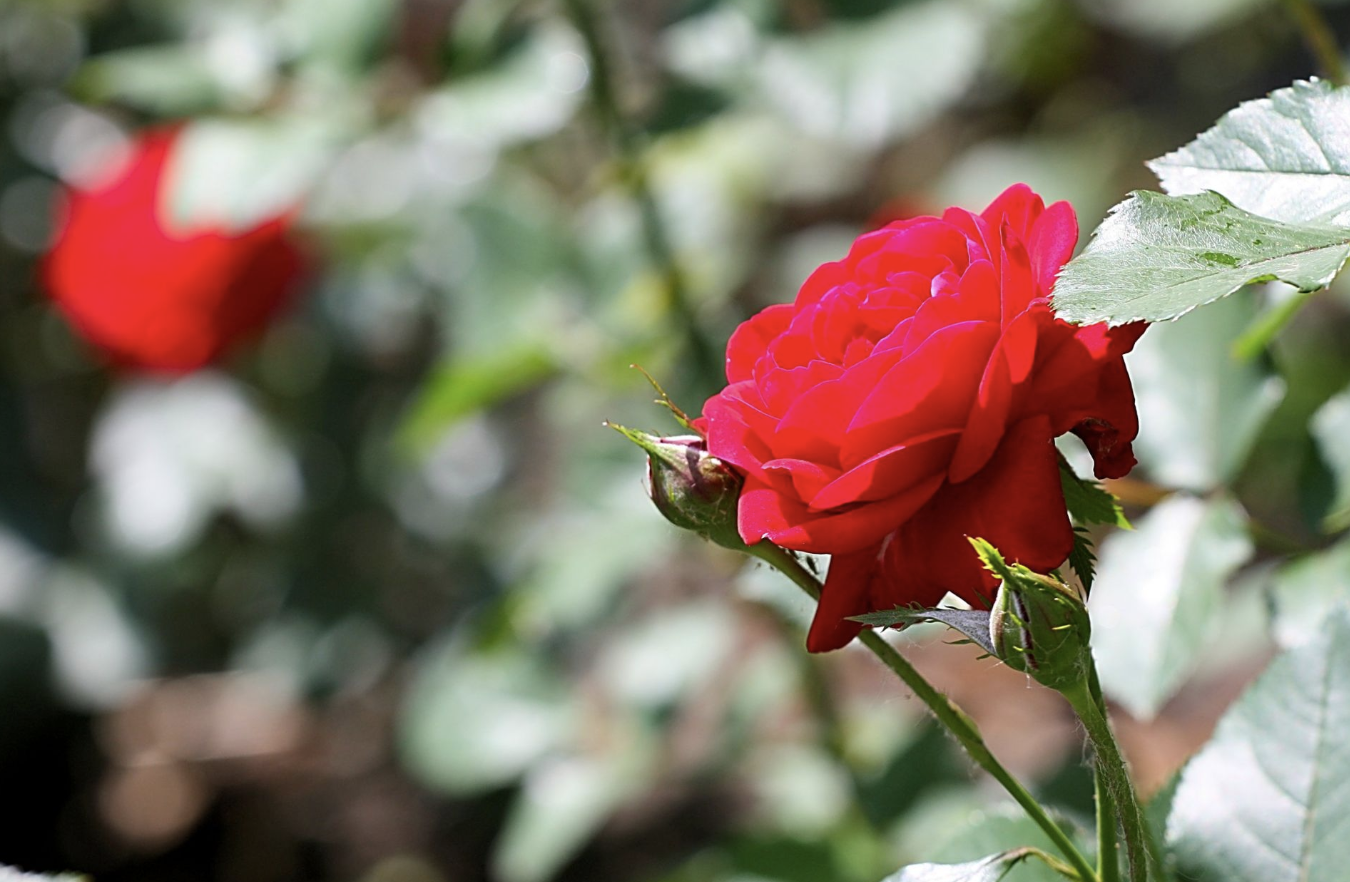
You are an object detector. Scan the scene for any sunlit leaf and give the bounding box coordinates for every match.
[752,0,985,147]
[1167,608,1350,882]
[1054,190,1350,326]
[1150,80,1350,226]
[1265,538,1350,649]
[281,0,395,74]
[75,44,236,114]
[399,638,578,795]
[882,850,1043,882]
[0,865,84,882]
[1090,494,1253,718]
[927,811,1084,882]
[165,115,342,233]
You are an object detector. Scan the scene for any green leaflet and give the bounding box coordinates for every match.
[1053,190,1350,325]
[1166,609,1350,882]
[1150,79,1350,226]
[881,849,1041,882]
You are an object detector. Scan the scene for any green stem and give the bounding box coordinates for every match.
[748,543,1098,882]
[1232,287,1318,360]
[1282,0,1348,85]
[1064,673,1151,882]
[563,0,723,390]
[1089,669,1121,882]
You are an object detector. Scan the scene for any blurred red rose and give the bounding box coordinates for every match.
[697,184,1144,652]
[43,128,307,373]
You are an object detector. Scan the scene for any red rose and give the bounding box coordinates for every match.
[698,184,1143,652]
[43,128,307,373]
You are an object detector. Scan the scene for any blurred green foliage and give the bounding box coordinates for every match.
[1,0,1350,880]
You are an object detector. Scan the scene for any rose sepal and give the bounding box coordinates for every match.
[974,538,1093,694]
[608,423,745,551]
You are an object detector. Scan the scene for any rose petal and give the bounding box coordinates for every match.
[806,548,882,652]
[842,321,998,468]
[726,304,793,383]
[763,457,841,503]
[1028,200,1078,296]
[736,472,944,554]
[810,428,960,510]
[948,306,1044,483]
[980,183,1044,247]
[877,414,1074,609]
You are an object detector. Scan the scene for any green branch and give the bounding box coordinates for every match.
[563,0,723,390]
[747,543,1099,882]
[1064,672,1154,882]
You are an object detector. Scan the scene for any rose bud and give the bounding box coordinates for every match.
[610,424,744,551]
[696,184,1145,651]
[976,538,1092,693]
[43,128,307,373]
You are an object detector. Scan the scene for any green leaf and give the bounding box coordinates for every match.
[1150,80,1350,226]
[398,638,578,796]
[0,867,85,882]
[1057,458,1127,591]
[1266,538,1350,650]
[1089,494,1253,718]
[74,44,237,114]
[1310,386,1350,532]
[281,0,396,75]
[491,746,653,882]
[1166,607,1350,882]
[1066,527,1098,593]
[926,810,1085,882]
[398,345,557,452]
[1059,458,1129,528]
[849,607,996,656]
[1127,289,1285,491]
[165,116,342,234]
[1053,190,1350,326]
[881,850,1042,882]
[752,0,985,147]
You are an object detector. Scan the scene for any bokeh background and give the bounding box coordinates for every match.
[2,0,1350,880]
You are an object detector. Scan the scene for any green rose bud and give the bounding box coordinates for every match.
[609,424,745,551]
[972,538,1093,693]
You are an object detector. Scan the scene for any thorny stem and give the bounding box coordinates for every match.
[564,0,723,391]
[1065,670,1154,882]
[1282,0,1348,85]
[1090,668,1122,882]
[747,542,1099,882]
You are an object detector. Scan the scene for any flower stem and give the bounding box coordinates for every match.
[748,543,1098,882]
[1064,671,1152,882]
[563,0,723,390]
[1089,669,1121,882]
[1281,0,1348,85]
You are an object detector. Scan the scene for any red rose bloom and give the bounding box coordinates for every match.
[44,129,306,373]
[698,184,1143,652]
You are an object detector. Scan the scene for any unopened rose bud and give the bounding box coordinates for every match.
[972,538,1092,693]
[609,424,744,550]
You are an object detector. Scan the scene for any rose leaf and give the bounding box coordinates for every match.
[1165,608,1350,882]
[1150,79,1350,226]
[1088,494,1252,719]
[1053,190,1350,325]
